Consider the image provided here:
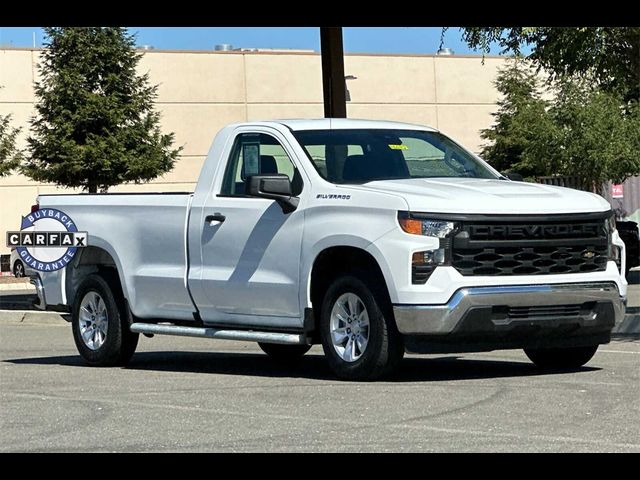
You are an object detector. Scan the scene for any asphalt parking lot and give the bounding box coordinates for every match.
[1,312,638,452]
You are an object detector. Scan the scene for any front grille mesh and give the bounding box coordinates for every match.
[453,244,608,276]
[451,215,610,277]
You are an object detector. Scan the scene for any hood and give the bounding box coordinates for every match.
[353,178,611,215]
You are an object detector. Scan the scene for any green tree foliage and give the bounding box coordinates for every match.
[452,27,640,101]
[481,61,640,190]
[0,113,21,177]
[0,85,21,176]
[479,61,558,178]
[23,27,181,193]
[547,80,640,188]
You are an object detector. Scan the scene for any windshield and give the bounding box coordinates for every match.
[292,129,498,184]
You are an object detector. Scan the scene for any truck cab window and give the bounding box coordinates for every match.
[221,133,304,196]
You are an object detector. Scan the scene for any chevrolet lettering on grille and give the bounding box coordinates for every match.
[469,223,604,240]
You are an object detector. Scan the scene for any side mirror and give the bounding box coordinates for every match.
[503,172,524,181]
[246,174,300,214]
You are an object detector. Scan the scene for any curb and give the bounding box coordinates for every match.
[613,307,640,336]
[0,292,38,310]
[0,282,34,291]
[0,310,69,325]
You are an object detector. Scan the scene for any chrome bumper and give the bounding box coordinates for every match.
[394,282,625,335]
[30,275,46,311]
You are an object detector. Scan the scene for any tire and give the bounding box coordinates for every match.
[319,273,404,381]
[524,345,599,370]
[258,343,311,364]
[71,273,139,367]
[13,260,25,278]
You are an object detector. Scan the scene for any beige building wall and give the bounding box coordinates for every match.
[0,47,506,255]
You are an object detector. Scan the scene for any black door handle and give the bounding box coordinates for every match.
[205,213,226,224]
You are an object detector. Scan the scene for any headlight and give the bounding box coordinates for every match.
[398,212,458,238]
[606,214,621,273]
[609,243,622,271]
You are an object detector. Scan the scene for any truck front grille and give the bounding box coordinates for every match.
[452,244,609,276]
[451,213,611,277]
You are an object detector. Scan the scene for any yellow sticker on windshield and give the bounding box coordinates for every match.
[388,144,408,150]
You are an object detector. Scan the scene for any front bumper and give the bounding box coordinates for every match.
[30,275,47,310]
[394,282,625,336]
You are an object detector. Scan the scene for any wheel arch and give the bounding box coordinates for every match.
[307,243,395,340]
[65,244,129,308]
[12,257,24,272]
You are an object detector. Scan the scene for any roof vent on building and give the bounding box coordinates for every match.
[436,47,454,56]
[214,44,234,51]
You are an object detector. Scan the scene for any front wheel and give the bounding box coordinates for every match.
[524,345,599,370]
[71,274,139,367]
[320,274,404,381]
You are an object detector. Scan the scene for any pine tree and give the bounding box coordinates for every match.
[0,85,21,176]
[23,27,181,193]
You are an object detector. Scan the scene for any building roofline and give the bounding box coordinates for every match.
[0,45,508,59]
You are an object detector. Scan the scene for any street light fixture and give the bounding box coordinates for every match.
[345,75,357,102]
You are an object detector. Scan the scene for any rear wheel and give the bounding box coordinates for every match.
[320,273,404,381]
[258,343,311,364]
[524,345,599,370]
[72,273,138,367]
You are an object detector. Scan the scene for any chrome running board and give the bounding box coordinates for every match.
[130,322,307,345]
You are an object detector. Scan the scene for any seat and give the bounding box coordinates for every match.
[342,154,370,182]
[260,154,304,195]
[260,155,278,175]
[343,151,408,182]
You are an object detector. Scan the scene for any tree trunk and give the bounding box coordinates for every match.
[87,183,97,194]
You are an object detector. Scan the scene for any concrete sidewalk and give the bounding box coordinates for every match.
[0,279,33,291]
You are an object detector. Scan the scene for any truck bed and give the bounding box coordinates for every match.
[39,193,196,320]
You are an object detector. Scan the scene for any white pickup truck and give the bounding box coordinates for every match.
[33,119,627,380]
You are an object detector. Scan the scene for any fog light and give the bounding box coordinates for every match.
[414,248,446,265]
[412,248,448,284]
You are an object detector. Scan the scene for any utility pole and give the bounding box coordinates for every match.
[320,27,347,118]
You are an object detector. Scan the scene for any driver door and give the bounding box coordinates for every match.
[188,129,306,329]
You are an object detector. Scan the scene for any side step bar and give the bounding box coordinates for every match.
[130,323,307,345]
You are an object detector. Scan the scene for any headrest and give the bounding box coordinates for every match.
[260,155,278,174]
[342,154,368,182]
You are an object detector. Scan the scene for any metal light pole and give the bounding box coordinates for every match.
[320,27,347,118]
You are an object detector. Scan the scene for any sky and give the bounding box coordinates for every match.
[0,27,514,55]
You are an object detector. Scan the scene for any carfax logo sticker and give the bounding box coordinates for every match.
[6,208,88,272]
